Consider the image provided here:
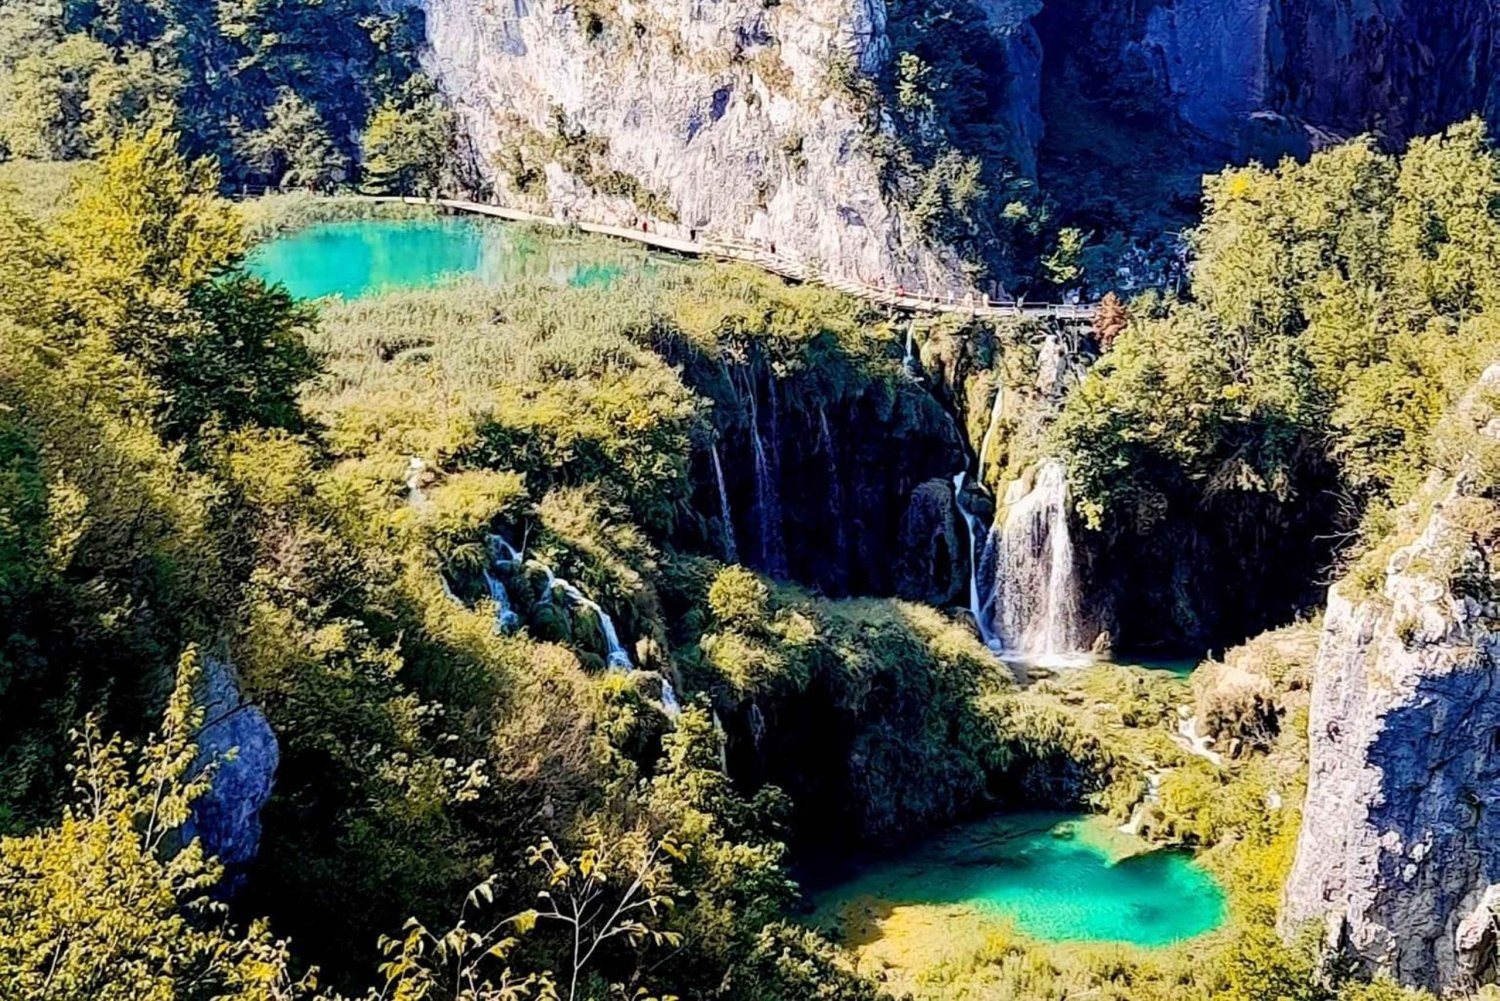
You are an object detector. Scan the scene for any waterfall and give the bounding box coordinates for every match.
[950,381,1005,649]
[548,574,633,670]
[747,702,765,752]
[746,370,787,577]
[976,381,1006,485]
[490,534,632,669]
[479,534,522,633]
[902,319,920,377]
[660,677,681,716]
[952,471,996,649]
[406,456,428,507]
[991,459,1087,664]
[711,441,739,564]
[482,566,522,634]
[818,407,846,564]
[712,710,729,772]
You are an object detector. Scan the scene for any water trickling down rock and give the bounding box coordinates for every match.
[711,441,739,564]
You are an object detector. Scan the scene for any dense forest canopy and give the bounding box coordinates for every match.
[0,0,435,187]
[2,0,1500,982]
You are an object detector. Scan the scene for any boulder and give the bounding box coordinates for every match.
[182,656,279,893]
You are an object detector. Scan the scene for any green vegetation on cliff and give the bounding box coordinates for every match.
[5,111,1499,1001]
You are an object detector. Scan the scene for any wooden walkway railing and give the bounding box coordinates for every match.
[255,189,1098,322]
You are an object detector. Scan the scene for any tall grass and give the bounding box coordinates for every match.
[0,160,92,222]
[240,192,436,243]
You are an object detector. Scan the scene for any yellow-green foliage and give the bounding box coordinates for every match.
[1059,121,1500,533]
[239,191,433,243]
[0,652,308,1000]
[0,158,90,221]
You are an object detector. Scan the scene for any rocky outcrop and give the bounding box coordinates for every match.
[416,0,1500,285]
[1281,366,1500,991]
[182,656,280,893]
[1267,0,1500,145]
[419,0,977,290]
[1037,0,1500,155]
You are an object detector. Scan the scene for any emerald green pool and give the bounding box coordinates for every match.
[247,218,650,300]
[814,812,1226,948]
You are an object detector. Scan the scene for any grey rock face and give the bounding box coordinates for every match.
[419,0,989,290]
[182,656,280,892]
[1139,0,1272,139]
[1282,367,1500,990]
[1268,0,1500,144]
[1036,0,1499,152]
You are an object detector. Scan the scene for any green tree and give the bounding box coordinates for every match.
[361,95,455,196]
[0,650,310,1001]
[54,125,317,442]
[237,87,349,189]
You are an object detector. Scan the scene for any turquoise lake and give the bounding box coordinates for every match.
[246,218,650,300]
[814,812,1226,948]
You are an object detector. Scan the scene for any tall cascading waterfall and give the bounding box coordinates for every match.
[990,459,1087,663]
[745,368,788,578]
[711,441,739,564]
[952,470,993,647]
[951,381,1008,649]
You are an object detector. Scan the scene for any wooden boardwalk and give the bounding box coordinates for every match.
[365,195,1097,322]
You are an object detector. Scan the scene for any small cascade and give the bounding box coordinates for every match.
[488,534,632,669]
[489,535,522,566]
[902,320,921,377]
[479,534,521,633]
[406,456,429,508]
[1175,710,1224,767]
[660,677,681,716]
[711,441,739,564]
[745,370,787,577]
[712,710,729,772]
[817,407,846,563]
[1119,771,1163,836]
[482,566,522,634]
[548,574,633,670]
[747,702,766,752]
[992,459,1087,663]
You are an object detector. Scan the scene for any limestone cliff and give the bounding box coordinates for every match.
[416,0,1500,290]
[1037,0,1500,155]
[1282,366,1500,991]
[419,0,985,290]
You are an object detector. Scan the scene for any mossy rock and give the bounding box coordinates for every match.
[531,602,573,643]
[517,562,555,605]
[570,603,606,659]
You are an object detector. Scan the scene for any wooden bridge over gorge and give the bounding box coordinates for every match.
[363,195,1099,323]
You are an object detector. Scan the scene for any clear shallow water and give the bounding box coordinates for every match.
[814,812,1226,948]
[246,218,650,300]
